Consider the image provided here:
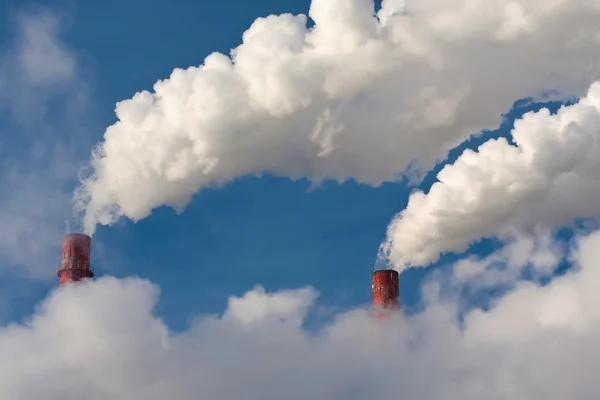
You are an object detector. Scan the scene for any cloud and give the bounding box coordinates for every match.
[223,285,317,326]
[0,9,90,277]
[452,229,564,290]
[383,79,600,270]
[76,0,600,234]
[0,9,83,123]
[0,230,599,399]
[15,12,76,85]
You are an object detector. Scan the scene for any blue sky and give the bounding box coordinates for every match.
[0,0,580,330]
[3,1,600,398]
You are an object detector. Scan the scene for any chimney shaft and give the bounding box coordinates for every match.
[371,269,400,318]
[57,233,94,286]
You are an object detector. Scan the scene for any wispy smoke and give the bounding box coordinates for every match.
[0,9,91,277]
[75,0,600,235]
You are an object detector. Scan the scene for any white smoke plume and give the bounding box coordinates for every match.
[1,230,600,399]
[75,0,600,235]
[383,79,600,270]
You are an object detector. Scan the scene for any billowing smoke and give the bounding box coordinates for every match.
[75,0,600,235]
[2,231,600,399]
[383,79,600,270]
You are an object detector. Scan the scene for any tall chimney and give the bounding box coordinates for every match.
[57,233,94,286]
[371,269,400,319]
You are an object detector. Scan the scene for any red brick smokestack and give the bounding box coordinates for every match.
[371,269,400,319]
[57,233,94,286]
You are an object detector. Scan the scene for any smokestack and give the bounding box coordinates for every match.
[371,269,400,319]
[57,233,94,286]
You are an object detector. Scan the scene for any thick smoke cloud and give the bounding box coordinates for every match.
[76,0,600,235]
[383,79,600,270]
[1,231,600,399]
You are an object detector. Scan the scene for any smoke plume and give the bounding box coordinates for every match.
[75,0,600,235]
[383,80,600,270]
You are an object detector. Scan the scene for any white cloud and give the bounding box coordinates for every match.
[383,78,600,270]
[223,285,317,326]
[463,231,600,346]
[0,9,83,123]
[15,11,76,86]
[1,230,599,399]
[76,0,600,234]
[452,229,564,289]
